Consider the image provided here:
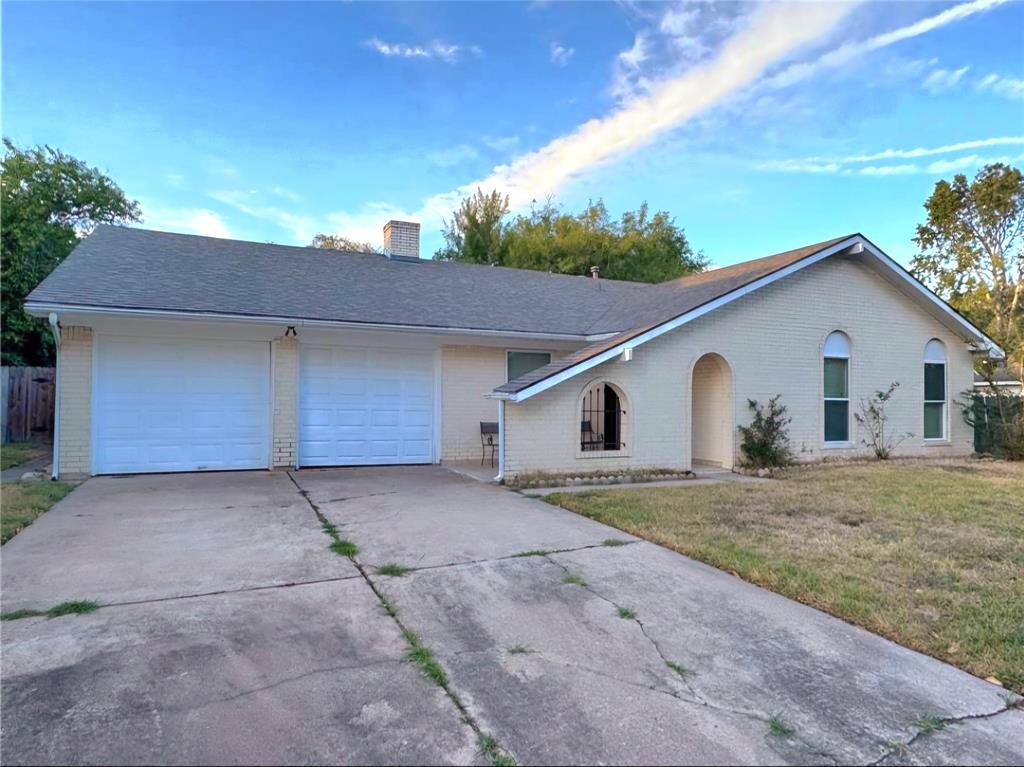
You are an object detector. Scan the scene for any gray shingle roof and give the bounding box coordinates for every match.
[25,226,650,337]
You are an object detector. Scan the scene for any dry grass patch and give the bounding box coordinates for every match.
[2,481,76,543]
[547,461,1024,693]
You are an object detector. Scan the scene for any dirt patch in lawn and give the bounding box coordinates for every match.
[2,482,76,544]
[546,461,1024,693]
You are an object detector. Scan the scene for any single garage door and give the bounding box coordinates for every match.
[299,345,434,467]
[93,336,271,474]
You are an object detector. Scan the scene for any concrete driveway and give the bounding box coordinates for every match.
[2,466,1021,766]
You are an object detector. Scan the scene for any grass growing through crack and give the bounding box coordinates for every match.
[617,606,636,620]
[401,627,448,687]
[1,600,100,621]
[562,573,587,587]
[376,563,413,577]
[767,715,795,737]
[478,733,517,767]
[507,644,534,655]
[602,538,631,547]
[330,539,359,557]
[913,714,947,736]
[511,549,551,558]
[665,660,693,680]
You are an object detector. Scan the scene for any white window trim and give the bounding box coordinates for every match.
[575,379,632,459]
[924,361,948,442]
[505,349,552,382]
[823,332,851,448]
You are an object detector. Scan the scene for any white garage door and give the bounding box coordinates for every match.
[93,336,271,474]
[299,345,434,467]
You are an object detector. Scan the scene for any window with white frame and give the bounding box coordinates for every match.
[506,350,551,382]
[823,331,851,444]
[924,339,947,440]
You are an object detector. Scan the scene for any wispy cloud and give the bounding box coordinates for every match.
[363,37,480,63]
[427,144,480,168]
[482,135,520,152]
[766,0,1011,90]
[922,65,970,94]
[208,189,317,243]
[977,72,1024,101]
[142,205,232,239]
[757,137,1024,171]
[550,42,574,67]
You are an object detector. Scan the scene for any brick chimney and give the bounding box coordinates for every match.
[383,220,420,259]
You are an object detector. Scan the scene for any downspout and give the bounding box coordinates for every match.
[494,399,505,484]
[47,312,61,480]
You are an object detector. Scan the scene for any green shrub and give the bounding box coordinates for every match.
[738,395,793,469]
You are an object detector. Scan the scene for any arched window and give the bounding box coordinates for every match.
[823,331,851,444]
[579,381,627,452]
[924,339,947,440]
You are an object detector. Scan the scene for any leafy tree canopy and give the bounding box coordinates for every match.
[436,189,706,283]
[310,233,380,253]
[1,138,141,365]
[912,163,1023,366]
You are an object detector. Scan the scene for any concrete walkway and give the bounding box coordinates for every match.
[0,453,51,483]
[1,466,1020,765]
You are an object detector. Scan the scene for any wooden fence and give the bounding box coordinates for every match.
[1,367,56,443]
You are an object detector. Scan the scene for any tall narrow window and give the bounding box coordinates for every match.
[823,331,851,444]
[924,339,947,440]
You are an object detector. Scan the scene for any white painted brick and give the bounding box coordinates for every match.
[57,325,93,477]
[504,257,976,479]
[271,335,298,468]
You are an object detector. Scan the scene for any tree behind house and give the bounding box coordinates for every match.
[912,163,1023,367]
[310,233,380,253]
[1,139,141,366]
[435,189,707,283]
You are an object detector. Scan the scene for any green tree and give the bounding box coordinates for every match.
[912,163,1023,365]
[310,233,379,253]
[435,190,705,283]
[1,139,140,365]
[435,188,510,265]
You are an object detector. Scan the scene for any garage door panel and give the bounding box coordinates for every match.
[299,345,435,467]
[94,337,270,474]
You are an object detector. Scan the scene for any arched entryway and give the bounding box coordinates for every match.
[690,353,734,469]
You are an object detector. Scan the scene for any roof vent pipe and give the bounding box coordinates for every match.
[590,265,600,280]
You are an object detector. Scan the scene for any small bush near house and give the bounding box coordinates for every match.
[963,379,1024,460]
[738,395,792,469]
[855,382,912,459]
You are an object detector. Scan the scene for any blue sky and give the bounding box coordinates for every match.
[4,0,1023,268]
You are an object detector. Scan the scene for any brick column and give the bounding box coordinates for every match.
[58,326,93,477]
[271,335,298,468]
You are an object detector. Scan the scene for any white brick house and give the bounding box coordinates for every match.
[25,224,1002,481]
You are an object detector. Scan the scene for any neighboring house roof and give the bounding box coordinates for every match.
[974,366,1023,386]
[492,234,1005,401]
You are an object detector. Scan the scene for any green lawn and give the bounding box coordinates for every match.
[0,443,48,471]
[546,461,1024,693]
[1,481,75,544]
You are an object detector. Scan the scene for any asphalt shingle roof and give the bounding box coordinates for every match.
[27,226,862,396]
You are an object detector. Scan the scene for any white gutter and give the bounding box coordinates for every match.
[47,312,61,480]
[23,302,594,343]
[495,399,505,483]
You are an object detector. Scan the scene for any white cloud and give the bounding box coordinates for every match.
[550,42,574,67]
[427,144,481,167]
[270,186,302,202]
[766,0,1011,90]
[142,206,232,239]
[165,172,185,187]
[977,72,1024,101]
[922,65,970,93]
[363,37,479,63]
[610,33,652,100]
[927,152,1024,173]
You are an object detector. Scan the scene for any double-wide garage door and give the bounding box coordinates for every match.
[92,338,435,474]
[93,337,272,474]
[298,345,434,467]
